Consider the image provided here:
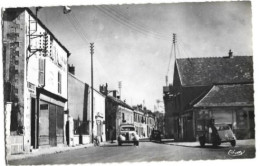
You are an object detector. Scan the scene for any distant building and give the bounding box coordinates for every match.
[99,84,134,141]
[133,105,147,138]
[133,105,157,138]
[146,111,156,137]
[153,111,165,134]
[3,8,70,154]
[163,53,254,141]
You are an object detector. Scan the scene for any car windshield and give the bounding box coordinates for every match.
[121,127,135,131]
[215,125,230,131]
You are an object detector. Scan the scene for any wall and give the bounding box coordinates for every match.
[3,9,26,136]
[89,89,106,142]
[68,73,89,142]
[105,99,117,141]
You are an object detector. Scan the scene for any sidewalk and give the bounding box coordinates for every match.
[164,139,255,147]
[7,141,111,161]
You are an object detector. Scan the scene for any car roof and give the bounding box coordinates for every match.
[120,124,135,127]
[214,123,230,126]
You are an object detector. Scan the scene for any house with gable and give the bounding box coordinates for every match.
[163,51,254,141]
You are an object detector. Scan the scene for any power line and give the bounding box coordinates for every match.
[105,5,170,40]
[95,5,169,42]
[166,42,174,76]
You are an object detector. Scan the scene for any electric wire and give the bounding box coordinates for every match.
[95,6,169,42]
[166,42,174,76]
[105,5,170,40]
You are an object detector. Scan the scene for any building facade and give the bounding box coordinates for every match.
[163,53,254,141]
[89,89,106,143]
[3,8,70,154]
[105,95,134,141]
[133,106,147,138]
[67,72,89,146]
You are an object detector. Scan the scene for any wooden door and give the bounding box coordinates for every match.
[49,104,57,146]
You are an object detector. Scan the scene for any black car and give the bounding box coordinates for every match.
[150,130,162,142]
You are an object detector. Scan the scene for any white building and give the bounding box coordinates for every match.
[3,8,70,154]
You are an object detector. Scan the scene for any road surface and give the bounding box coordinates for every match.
[8,140,255,165]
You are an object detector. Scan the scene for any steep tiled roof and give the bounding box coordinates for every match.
[176,56,253,86]
[107,96,133,110]
[194,84,254,107]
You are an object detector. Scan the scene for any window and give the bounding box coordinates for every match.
[122,113,125,122]
[10,42,19,48]
[38,58,45,86]
[58,72,61,94]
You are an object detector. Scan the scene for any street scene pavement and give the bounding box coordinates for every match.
[8,139,255,165]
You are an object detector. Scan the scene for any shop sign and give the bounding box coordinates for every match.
[27,82,36,95]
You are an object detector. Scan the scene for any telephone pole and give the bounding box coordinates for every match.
[90,43,94,143]
[173,33,176,61]
[172,33,177,77]
[118,81,122,98]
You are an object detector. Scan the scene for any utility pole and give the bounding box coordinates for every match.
[173,33,176,61]
[118,81,122,98]
[173,33,177,77]
[90,43,94,143]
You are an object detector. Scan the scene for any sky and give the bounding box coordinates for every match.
[26,1,253,111]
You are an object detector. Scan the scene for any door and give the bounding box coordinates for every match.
[97,120,102,136]
[31,98,36,148]
[248,111,255,138]
[39,103,49,146]
[56,106,64,144]
[49,104,57,146]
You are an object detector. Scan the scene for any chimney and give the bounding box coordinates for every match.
[68,64,75,75]
[228,49,233,58]
[112,90,117,98]
[100,84,108,96]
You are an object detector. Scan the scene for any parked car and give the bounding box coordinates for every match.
[150,130,162,142]
[118,124,139,146]
[198,122,236,147]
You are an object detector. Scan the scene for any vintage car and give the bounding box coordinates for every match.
[150,130,162,142]
[118,124,139,146]
[199,122,236,147]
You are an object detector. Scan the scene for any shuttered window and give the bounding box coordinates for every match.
[39,58,45,86]
[58,72,61,94]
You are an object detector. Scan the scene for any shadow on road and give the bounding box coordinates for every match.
[101,144,136,147]
[150,141,229,149]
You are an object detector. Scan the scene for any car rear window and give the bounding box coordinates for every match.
[121,127,135,131]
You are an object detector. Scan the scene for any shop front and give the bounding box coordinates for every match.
[31,88,67,149]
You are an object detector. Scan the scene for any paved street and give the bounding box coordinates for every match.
[8,139,255,165]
